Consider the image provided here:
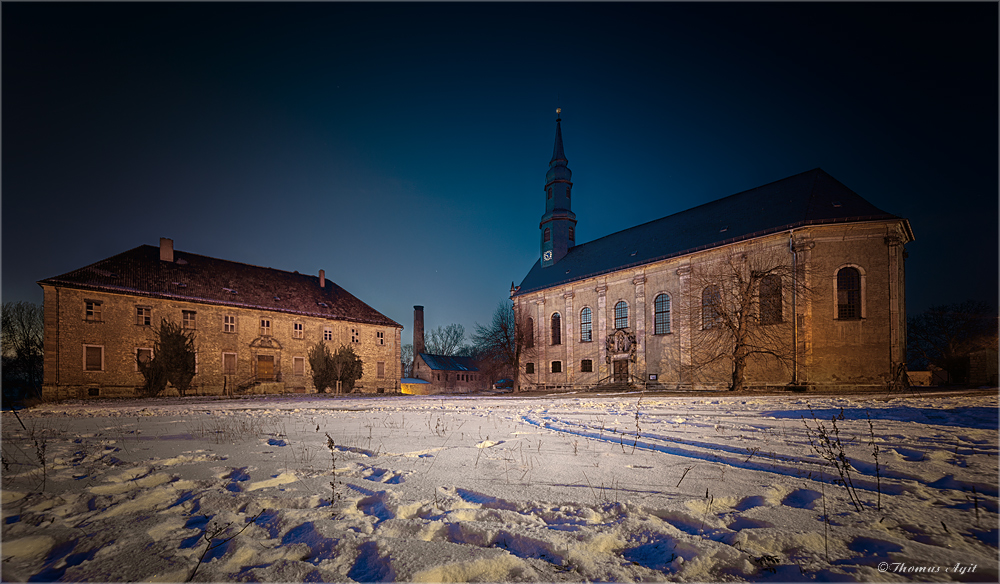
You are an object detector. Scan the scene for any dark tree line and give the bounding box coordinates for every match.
[2,301,44,404]
[908,300,997,385]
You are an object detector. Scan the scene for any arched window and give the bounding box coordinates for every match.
[543,228,551,243]
[759,275,782,325]
[580,307,592,342]
[525,317,534,348]
[837,267,861,319]
[614,301,629,329]
[551,313,562,345]
[654,293,671,334]
[702,285,722,329]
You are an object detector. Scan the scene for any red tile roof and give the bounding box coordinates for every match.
[38,244,401,328]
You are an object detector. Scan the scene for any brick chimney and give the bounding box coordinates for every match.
[319,269,325,288]
[159,238,174,262]
[413,305,425,355]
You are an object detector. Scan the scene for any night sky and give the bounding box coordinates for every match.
[4,2,997,346]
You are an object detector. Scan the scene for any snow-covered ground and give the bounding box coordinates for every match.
[2,390,997,582]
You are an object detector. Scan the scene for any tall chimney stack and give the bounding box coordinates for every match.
[159,238,174,262]
[413,305,425,356]
[319,269,325,288]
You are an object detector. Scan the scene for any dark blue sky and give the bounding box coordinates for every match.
[4,2,997,346]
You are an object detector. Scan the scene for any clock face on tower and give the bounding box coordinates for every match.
[543,250,553,261]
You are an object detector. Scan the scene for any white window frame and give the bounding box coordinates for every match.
[85,300,103,322]
[224,315,237,333]
[136,306,151,327]
[183,310,196,330]
[293,322,304,339]
[377,331,385,345]
[260,318,271,337]
[323,327,333,341]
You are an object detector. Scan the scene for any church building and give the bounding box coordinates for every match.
[512,112,913,392]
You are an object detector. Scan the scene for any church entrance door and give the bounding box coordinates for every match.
[613,359,629,384]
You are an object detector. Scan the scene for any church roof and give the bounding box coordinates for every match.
[418,353,480,372]
[38,244,402,328]
[515,168,911,296]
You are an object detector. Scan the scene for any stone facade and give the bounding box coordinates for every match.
[514,223,910,391]
[513,116,912,392]
[39,240,401,400]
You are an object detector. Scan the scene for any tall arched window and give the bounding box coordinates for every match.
[837,267,861,319]
[614,301,629,329]
[759,275,782,325]
[702,285,722,329]
[580,307,592,342]
[654,293,671,334]
[543,228,551,243]
[551,313,562,345]
[525,317,534,348]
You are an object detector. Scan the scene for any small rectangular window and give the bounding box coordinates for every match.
[581,359,593,373]
[223,352,237,375]
[260,318,271,337]
[323,327,333,341]
[85,300,103,322]
[293,356,305,376]
[293,323,304,339]
[377,331,385,345]
[351,328,359,343]
[136,348,152,371]
[377,361,385,379]
[224,315,237,333]
[136,306,151,326]
[551,361,562,373]
[525,362,535,374]
[84,345,103,371]
[183,310,196,329]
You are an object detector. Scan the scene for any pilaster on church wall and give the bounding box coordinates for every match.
[674,264,693,385]
[632,274,647,381]
[595,283,608,380]
[563,291,574,386]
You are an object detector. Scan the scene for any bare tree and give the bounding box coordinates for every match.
[425,324,466,356]
[686,243,804,391]
[472,301,535,390]
[908,300,998,384]
[1,301,44,402]
[400,343,414,378]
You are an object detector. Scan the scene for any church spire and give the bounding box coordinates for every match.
[540,108,577,268]
[551,108,567,165]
